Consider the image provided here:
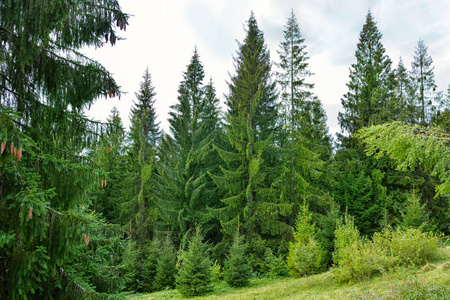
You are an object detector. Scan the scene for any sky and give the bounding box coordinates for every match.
[84,0,450,139]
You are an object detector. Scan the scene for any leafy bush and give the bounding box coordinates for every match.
[372,227,442,267]
[334,218,443,283]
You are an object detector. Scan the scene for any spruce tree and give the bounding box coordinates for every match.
[176,227,212,297]
[153,236,177,291]
[394,58,414,123]
[0,1,129,298]
[286,203,324,277]
[333,11,404,236]
[124,68,160,243]
[275,11,331,219]
[337,11,395,147]
[156,49,221,241]
[210,13,291,253]
[223,229,252,287]
[410,39,437,125]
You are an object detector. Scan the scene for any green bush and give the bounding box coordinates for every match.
[334,218,443,283]
[372,227,442,267]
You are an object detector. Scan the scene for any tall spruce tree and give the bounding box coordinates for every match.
[210,13,291,260]
[337,11,395,147]
[156,49,221,242]
[0,1,129,298]
[124,68,160,244]
[275,11,331,218]
[410,39,437,125]
[333,11,400,236]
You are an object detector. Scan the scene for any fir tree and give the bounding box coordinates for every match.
[410,39,437,125]
[210,13,291,252]
[176,227,212,297]
[0,1,129,299]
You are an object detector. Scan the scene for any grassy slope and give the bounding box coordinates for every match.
[129,247,450,300]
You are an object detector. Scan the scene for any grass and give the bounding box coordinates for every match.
[128,247,450,300]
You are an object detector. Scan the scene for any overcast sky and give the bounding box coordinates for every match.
[84,0,450,138]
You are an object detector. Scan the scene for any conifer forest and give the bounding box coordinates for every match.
[1,1,449,299]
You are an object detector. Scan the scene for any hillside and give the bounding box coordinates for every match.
[129,247,450,300]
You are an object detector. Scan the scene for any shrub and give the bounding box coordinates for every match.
[372,227,441,267]
[176,227,212,297]
[335,222,443,283]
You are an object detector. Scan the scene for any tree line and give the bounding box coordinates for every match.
[1,2,449,299]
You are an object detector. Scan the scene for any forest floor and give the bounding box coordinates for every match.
[128,246,450,300]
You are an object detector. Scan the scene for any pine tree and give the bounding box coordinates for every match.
[223,228,252,287]
[156,49,221,241]
[210,13,291,251]
[337,11,395,147]
[410,39,437,125]
[0,1,129,298]
[176,227,212,297]
[124,68,160,243]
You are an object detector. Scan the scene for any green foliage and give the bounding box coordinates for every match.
[358,121,450,197]
[287,204,324,277]
[224,232,252,287]
[176,227,212,297]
